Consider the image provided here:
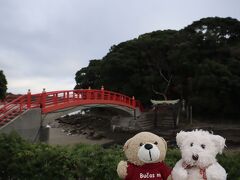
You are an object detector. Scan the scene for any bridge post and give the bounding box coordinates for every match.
[132,96,136,107]
[53,93,58,104]
[72,91,75,100]
[101,85,104,100]
[19,97,23,112]
[67,91,69,101]
[41,88,46,109]
[27,89,31,108]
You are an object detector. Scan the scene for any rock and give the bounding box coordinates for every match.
[91,132,105,140]
[70,129,78,134]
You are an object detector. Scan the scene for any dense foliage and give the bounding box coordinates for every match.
[0,70,7,100]
[0,133,239,180]
[0,133,123,180]
[75,17,240,118]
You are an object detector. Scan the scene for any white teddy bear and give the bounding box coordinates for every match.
[172,129,227,180]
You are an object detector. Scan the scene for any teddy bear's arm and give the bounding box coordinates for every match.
[206,162,227,180]
[171,160,188,180]
[117,160,128,179]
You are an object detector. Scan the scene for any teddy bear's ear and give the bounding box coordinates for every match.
[176,131,189,148]
[211,135,226,154]
[123,138,132,151]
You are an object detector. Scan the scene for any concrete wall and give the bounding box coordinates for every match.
[0,108,42,142]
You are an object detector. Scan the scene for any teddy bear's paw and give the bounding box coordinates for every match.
[206,163,227,180]
[171,168,188,180]
[117,161,128,179]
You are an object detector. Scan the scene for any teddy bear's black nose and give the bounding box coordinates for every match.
[144,144,153,150]
[192,154,199,161]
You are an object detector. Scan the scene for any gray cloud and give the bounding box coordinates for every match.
[0,0,240,94]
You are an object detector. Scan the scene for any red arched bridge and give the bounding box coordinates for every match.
[0,88,143,127]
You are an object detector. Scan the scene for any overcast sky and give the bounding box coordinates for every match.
[0,0,239,94]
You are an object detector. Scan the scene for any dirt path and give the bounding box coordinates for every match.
[48,128,113,145]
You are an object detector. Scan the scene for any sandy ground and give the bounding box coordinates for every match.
[48,128,113,146]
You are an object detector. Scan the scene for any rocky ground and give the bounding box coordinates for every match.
[48,109,240,150]
[48,112,137,147]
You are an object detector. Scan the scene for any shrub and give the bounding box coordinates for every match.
[165,148,181,167]
[69,144,123,180]
[218,151,240,180]
[0,132,76,179]
[0,133,239,179]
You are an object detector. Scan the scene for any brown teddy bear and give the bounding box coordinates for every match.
[117,132,172,180]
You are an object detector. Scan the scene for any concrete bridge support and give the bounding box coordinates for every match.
[0,108,42,142]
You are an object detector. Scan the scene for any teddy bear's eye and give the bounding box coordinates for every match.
[190,142,194,147]
[154,141,158,145]
[201,144,206,149]
[139,143,143,146]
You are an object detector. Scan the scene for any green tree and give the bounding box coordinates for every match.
[75,60,102,89]
[0,70,7,100]
[75,17,240,118]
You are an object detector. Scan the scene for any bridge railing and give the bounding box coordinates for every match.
[0,95,27,125]
[0,92,43,124]
[0,88,143,125]
[40,89,138,111]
